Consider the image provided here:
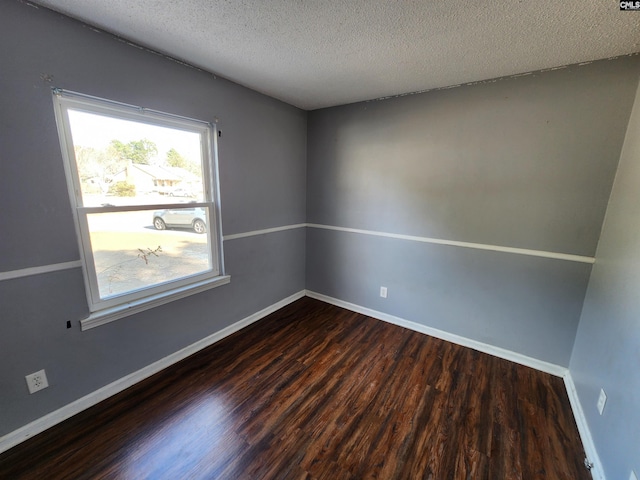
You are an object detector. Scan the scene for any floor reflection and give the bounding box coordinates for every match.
[122,393,243,479]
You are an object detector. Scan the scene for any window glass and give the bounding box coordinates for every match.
[67,110,205,206]
[54,91,222,312]
[87,209,212,299]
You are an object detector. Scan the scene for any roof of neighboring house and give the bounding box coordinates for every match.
[162,166,200,183]
[130,164,186,181]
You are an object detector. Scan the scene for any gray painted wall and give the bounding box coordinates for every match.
[0,1,306,437]
[570,81,640,479]
[2,1,640,470]
[306,228,591,365]
[307,57,640,366]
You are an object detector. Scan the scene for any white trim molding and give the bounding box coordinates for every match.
[223,223,306,241]
[0,223,307,284]
[564,373,606,480]
[306,290,605,479]
[0,260,82,282]
[0,222,594,285]
[1,289,604,478]
[81,275,231,330]
[307,223,595,264]
[0,290,306,455]
[305,290,568,377]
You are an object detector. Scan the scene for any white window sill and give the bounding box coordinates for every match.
[80,275,231,331]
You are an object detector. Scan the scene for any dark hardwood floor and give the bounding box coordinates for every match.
[0,297,590,479]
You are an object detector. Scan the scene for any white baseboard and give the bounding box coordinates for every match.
[305,290,605,479]
[564,373,606,480]
[2,288,604,480]
[305,290,568,377]
[0,290,306,455]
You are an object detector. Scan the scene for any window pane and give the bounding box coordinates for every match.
[88,209,212,299]
[67,110,205,207]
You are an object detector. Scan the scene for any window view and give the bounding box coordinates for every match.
[54,91,222,312]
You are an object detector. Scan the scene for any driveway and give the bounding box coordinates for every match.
[88,211,210,298]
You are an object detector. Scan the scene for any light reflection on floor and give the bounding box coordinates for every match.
[122,393,242,479]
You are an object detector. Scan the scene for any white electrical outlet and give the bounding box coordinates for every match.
[26,369,49,394]
[630,470,638,480]
[596,388,607,415]
[380,286,388,298]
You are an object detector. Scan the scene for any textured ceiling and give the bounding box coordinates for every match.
[31,0,640,110]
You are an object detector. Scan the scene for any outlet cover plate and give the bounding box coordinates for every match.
[380,286,388,298]
[596,388,607,415]
[26,369,49,394]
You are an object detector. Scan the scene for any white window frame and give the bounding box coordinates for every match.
[53,89,228,330]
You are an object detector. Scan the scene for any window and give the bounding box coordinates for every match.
[53,90,228,329]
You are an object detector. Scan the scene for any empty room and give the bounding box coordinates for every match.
[0,0,639,478]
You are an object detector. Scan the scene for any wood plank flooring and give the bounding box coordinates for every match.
[0,297,590,479]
